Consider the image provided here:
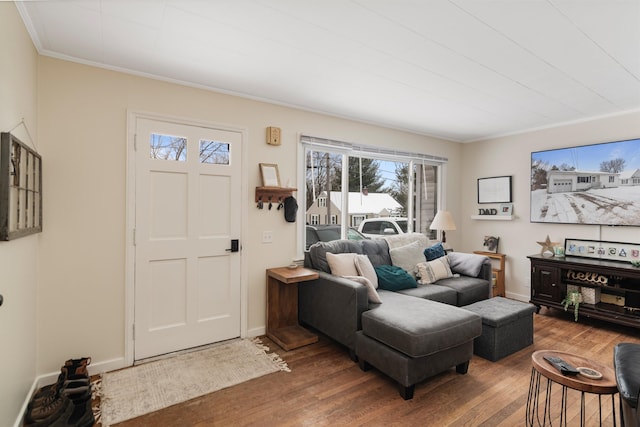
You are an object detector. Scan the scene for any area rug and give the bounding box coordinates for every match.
[97,338,289,426]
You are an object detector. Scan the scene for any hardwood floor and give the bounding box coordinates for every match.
[111,308,640,426]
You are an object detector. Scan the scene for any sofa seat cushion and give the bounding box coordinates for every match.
[436,275,490,306]
[396,284,457,306]
[362,290,481,358]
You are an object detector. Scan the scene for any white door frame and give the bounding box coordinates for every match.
[124,110,249,366]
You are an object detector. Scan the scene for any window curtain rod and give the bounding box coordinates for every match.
[300,134,448,164]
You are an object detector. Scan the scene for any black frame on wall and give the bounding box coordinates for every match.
[0,132,42,240]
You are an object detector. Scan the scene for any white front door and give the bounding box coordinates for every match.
[134,117,242,360]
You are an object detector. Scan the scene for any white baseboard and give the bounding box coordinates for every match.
[35,356,128,390]
[13,379,38,427]
[247,326,265,338]
[505,291,530,303]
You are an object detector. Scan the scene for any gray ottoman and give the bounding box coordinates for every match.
[463,297,536,361]
[356,291,482,399]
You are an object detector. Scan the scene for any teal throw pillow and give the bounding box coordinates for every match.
[424,242,446,261]
[374,265,417,291]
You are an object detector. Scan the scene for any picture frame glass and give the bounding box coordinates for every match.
[478,176,512,204]
[259,163,280,187]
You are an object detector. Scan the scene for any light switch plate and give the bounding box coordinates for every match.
[266,127,281,146]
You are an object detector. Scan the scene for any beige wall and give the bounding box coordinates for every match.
[0,3,39,426]
[7,4,638,422]
[459,112,640,300]
[36,57,462,375]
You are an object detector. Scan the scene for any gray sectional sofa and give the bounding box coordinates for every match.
[300,233,492,399]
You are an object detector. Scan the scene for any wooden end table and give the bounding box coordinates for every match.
[266,266,319,351]
[526,350,618,426]
[473,251,506,297]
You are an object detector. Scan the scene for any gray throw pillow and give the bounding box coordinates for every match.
[447,252,486,277]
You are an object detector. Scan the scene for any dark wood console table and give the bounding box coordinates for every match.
[528,254,640,329]
[266,266,319,351]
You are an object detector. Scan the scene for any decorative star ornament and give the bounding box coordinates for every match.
[537,235,559,256]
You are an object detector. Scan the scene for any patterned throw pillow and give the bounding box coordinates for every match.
[424,242,446,261]
[416,256,453,285]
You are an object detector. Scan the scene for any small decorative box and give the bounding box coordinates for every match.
[581,287,601,305]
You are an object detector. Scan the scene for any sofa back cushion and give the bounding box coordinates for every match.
[307,239,391,273]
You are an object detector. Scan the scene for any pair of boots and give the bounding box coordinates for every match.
[24,357,95,427]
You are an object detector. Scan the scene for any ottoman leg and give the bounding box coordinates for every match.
[358,358,372,372]
[399,384,415,400]
[456,361,470,374]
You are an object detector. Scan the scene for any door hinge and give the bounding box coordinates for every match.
[133,228,136,246]
[132,324,135,340]
[134,134,137,151]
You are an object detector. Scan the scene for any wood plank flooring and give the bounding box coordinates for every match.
[111,307,640,426]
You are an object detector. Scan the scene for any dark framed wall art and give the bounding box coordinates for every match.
[477,176,512,204]
[0,132,42,240]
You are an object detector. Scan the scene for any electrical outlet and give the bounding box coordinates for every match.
[262,231,273,244]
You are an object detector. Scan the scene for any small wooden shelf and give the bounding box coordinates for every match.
[255,186,296,203]
[474,251,506,297]
[266,266,319,351]
[470,215,513,221]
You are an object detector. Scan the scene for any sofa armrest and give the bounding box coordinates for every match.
[478,260,492,282]
[298,271,369,352]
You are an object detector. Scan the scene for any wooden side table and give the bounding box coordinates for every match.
[526,350,618,426]
[474,251,506,297]
[266,266,319,351]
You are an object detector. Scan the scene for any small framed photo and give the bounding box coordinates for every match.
[259,163,281,187]
[499,203,513,216]
[482,236,500,253]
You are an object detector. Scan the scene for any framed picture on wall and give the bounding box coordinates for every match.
[478,176,512,204]
[259,163,281,187]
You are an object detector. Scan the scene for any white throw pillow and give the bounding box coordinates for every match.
[389,240,425,278]
[326,252,358,277]
[416,256,453,285]
[354,254,378,289]
[344,276,383,304]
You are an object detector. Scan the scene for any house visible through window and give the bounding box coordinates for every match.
[300,135,446,250]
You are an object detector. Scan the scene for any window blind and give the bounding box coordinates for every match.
[300,135,447,165]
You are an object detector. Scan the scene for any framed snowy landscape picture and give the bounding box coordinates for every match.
[530,137,640,226]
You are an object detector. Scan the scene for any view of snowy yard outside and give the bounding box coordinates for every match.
[531,187,640,225]
[531,138,640,225]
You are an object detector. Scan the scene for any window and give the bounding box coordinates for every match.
[310,214,319,225]
[300,135,446,250]
[1,133,42,240]
[351,215,365,227]
[199,140,229,164]
[150,133,186,161]
[609,176,615,183]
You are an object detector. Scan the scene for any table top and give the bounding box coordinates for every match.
[531,350,617,395]
[267,266,318,284]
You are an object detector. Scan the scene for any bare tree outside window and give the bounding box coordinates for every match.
[150,133,187,161]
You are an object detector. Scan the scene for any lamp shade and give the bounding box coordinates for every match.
[429,210,456,231]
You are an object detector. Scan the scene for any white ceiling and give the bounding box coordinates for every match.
[16,0,640,142]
